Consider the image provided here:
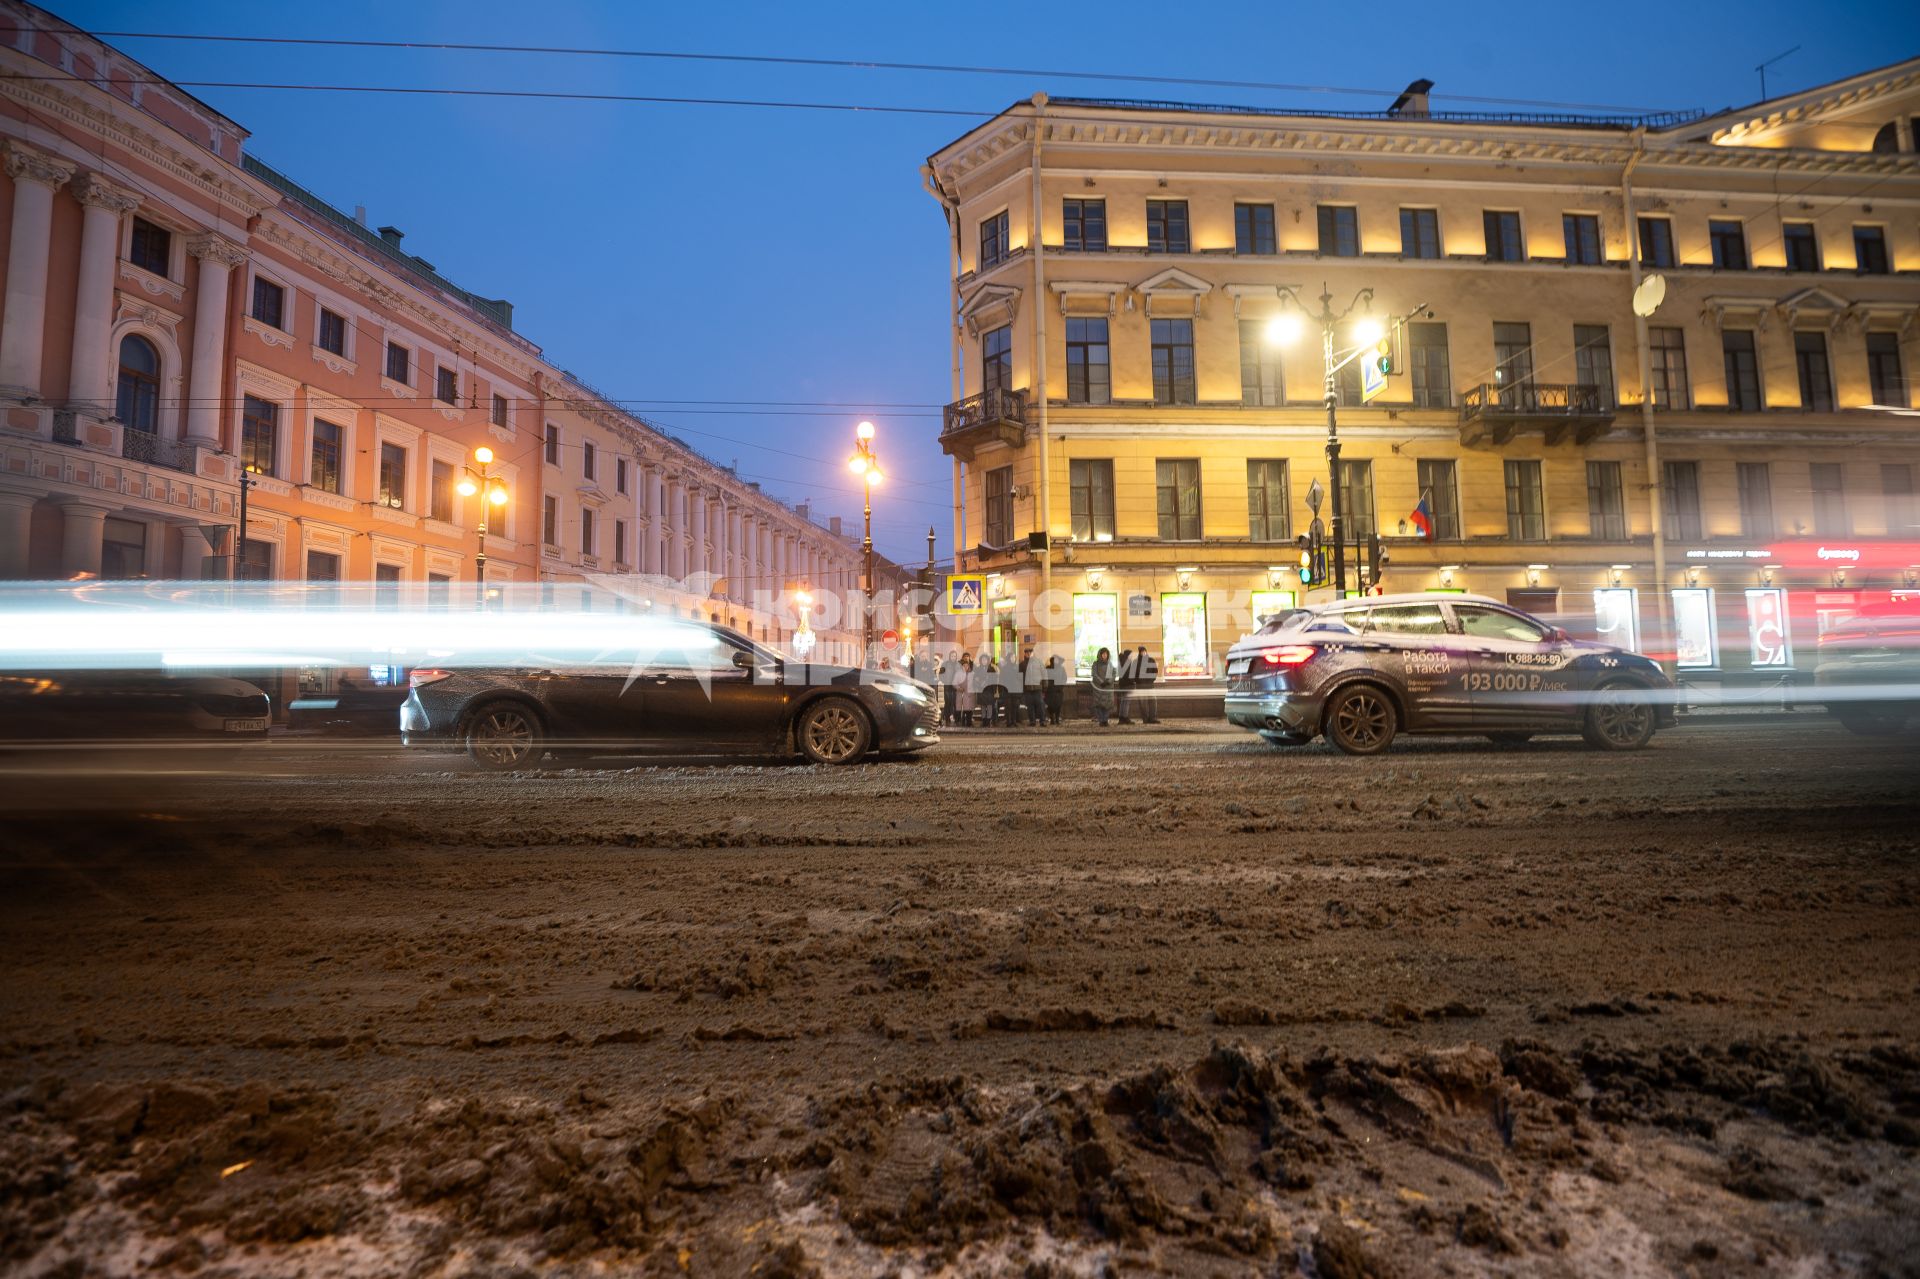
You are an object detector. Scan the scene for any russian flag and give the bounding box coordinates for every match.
[1409,494,1434,539]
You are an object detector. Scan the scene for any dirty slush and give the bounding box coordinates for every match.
[3,723,1917,1276]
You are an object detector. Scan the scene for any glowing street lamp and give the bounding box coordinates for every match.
[457,444,508,605]
[848,421,881,655]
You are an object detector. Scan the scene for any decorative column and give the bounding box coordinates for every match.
[645,467,664,576]
[184,235,248,448]
[67,174,142,415]
[0,489,38,578]
[57,500,112,579]
[0,148,77,397]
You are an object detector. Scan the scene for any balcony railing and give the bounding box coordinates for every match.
[121,427,195,473]
[1458,381,1613,446]
[939,387,1028,461]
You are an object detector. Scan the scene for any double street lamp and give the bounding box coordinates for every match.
[847,420,883,654]
[454,445,509,606]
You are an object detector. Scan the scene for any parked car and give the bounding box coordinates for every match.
[286,678,410,737]
[400,618,940,768]
[1814,599,1920,735]
[0,670,271,745]
[1224,593,1675,755]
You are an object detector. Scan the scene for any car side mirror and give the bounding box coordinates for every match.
[732,650,755,669]
[1549,626,1571,643]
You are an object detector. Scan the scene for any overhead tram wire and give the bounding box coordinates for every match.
[47,28,1688,115]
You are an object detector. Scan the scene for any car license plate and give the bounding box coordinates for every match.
[223,717,268,733]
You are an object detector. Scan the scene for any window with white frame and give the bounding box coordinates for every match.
[385,341,411,384]
[251,274,287,330]
[378,442,408,509]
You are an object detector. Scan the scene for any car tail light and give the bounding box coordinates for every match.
[409,668,454,688]
[1261,645,1318,666]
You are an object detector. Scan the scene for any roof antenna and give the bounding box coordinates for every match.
[1755,46,1799,101]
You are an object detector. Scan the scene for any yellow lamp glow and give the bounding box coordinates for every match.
[866,467,883,485]
[1352,317,1384,347]
[848,456,869,475]
[488,486,508,507]
[456,477,479,497]
[472,445,494,465]
[856,420,876,441]
[1264,312,1302,345]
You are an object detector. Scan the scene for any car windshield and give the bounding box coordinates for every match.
[1453,604,1551,643]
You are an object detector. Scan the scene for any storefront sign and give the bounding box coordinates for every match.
[1744,588,1791,667]
[1128,593,1153,617]
[1592,588,1639,654]
[1159,592,1211,678]
[1682,541,1920,571]
[1072,593,1118,679]
[1671,588,1717,668]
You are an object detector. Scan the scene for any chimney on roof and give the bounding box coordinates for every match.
[794,502,809,521]
[830,516,843,536]
[481,297,514,327]
[748,481,761,492]
[377,225,404,247]
[353,205,368,227]
[1387,78,1434,119]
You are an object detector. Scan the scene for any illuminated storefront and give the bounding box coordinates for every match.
[1160,592,1211,679]
[1072,592,1119,678]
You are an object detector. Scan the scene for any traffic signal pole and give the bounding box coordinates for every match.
[1321,322,1347,598]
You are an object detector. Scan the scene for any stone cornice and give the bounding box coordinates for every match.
[1705,66,1920,146]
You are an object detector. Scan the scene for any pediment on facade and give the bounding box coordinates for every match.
[234,359,299,401]
[960,283,1021,337]
[1775,286,1853,329]
[1700,294,1780,330]
[1221,283,1299,316]
[1136,267,1213,317]
[1048,280,1129,315]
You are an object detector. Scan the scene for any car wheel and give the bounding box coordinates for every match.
[1834,707,1905,736]
[464,702,546,770]
[796,697,872,765]
[1324,684,1397,756]
[1485,732,1533,746]
[1583,685,1655,750]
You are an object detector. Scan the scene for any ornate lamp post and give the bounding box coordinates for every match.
[455,445,509,606]
[847,420,883,655]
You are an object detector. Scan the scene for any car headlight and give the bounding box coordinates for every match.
[873,679,927,703]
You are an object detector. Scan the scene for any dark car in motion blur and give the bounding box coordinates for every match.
[1815,600,1920,735]
[1224,593,1675,755]
[0,671,271,747]
[400,618,939,768]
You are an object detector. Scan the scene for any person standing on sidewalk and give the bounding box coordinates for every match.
[954,652,978,726]
[1042,653,1067,726]
[941,650,961,726]
[1114,646,1138,724]
[1131,645,1162,723]
[1018,644,1046,728]
[1089,647,1117,727]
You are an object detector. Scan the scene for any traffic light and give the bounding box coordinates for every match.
[1365,534,1389,591]
[1295,534,1313,585]
[1373,334,1393,377]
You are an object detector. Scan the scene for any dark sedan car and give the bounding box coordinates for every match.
[1814,599,1920,735]
[1224,593,1675,755]
[400,618,939,768]
[0,671,271,746]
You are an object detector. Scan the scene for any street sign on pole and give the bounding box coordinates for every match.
[1306,479,1323,513]
[881,629,899,653]
[946,575,984,614]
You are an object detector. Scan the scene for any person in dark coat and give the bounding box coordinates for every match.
[941,650,961,725]
[1018,644,1045,727]
[1042,654,1067,725]
[1130,646,1161,723]
[1114,646,1139,723]
[1089,648,1117,726]
[980,658,1004,727]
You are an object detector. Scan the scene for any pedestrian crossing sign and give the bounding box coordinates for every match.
[946,574,985,615]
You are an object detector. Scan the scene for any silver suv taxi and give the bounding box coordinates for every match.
[1224,593,1674,755]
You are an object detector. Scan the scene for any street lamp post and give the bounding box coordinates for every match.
[455,445,509,607]
[847,420,883,656]
[1267,284,1380,597]
[232,464,257,581]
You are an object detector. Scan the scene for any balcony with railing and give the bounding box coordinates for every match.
[1458,381,1614,447]
[939,387,1028,462]
[120,427,195,472]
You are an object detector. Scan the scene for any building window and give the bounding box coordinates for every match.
[1062,198,1106,252]
[115,335,160,432]
[1562,213,1601,265]
[1662,460,1702,540]
[490,393,508,427]
[1235,203,1276,255]
[316,308,347,356]
[373,562,402,605]
[1737,462,1774,538]
[614,519,627,566]
[1794,331,1833,411]
[542,495,558,545]
[1587,460,1626,540]
[1493,321,1533,392]
[1722,330,1762,411]
[385,341,410,384]
[984,465,1014,546]
[981,324,1012,396]
[436,365,457,404]
[615,456,629,494]
[1317,205,1358,257]
[583,440,596,481]
[238,540,272,582]
[1238,319,1283,406]
[1066,317,1111,405]
[1156,458,1201,540]
[1400,208,1440,259]
[544,423,559,465]
[1783,222,1819,272]
[128,217,170,275]
[1866,332,1905,406]
[1409,322,1450,408]
[1648,326,1689,410]
[1637,216,1675,268]
[1883,464,1915,535]
[1709,220,1748,269]
[1339,460,1375,539]
[979,210,1009,269]
[251,276,285,330]
[1070,458,1115,542]
[306,550,340,582]
[240,395,277,475]
[377,442,407,509]
[310,418,343,494]
[1335,357,1363,408]
[100,517,146,580]
[1810,462,1848,534]
[429,459,455,523]
[1854,225,1889,274]
[1504,460,1546,540]
[1146,199,1189,254]
[1151,318,1195,405]
[1483,210,1523,262]
[1247,459,1290,541]
[581,507,595,556]
[1573,324,1613,406]
[1415,459,1460,540]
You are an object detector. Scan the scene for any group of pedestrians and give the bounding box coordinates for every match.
[928,645,1161,728]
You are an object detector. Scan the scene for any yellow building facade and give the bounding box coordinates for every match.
[923,63,1920,686]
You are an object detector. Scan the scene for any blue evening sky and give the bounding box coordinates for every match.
[56,1,1920,561]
